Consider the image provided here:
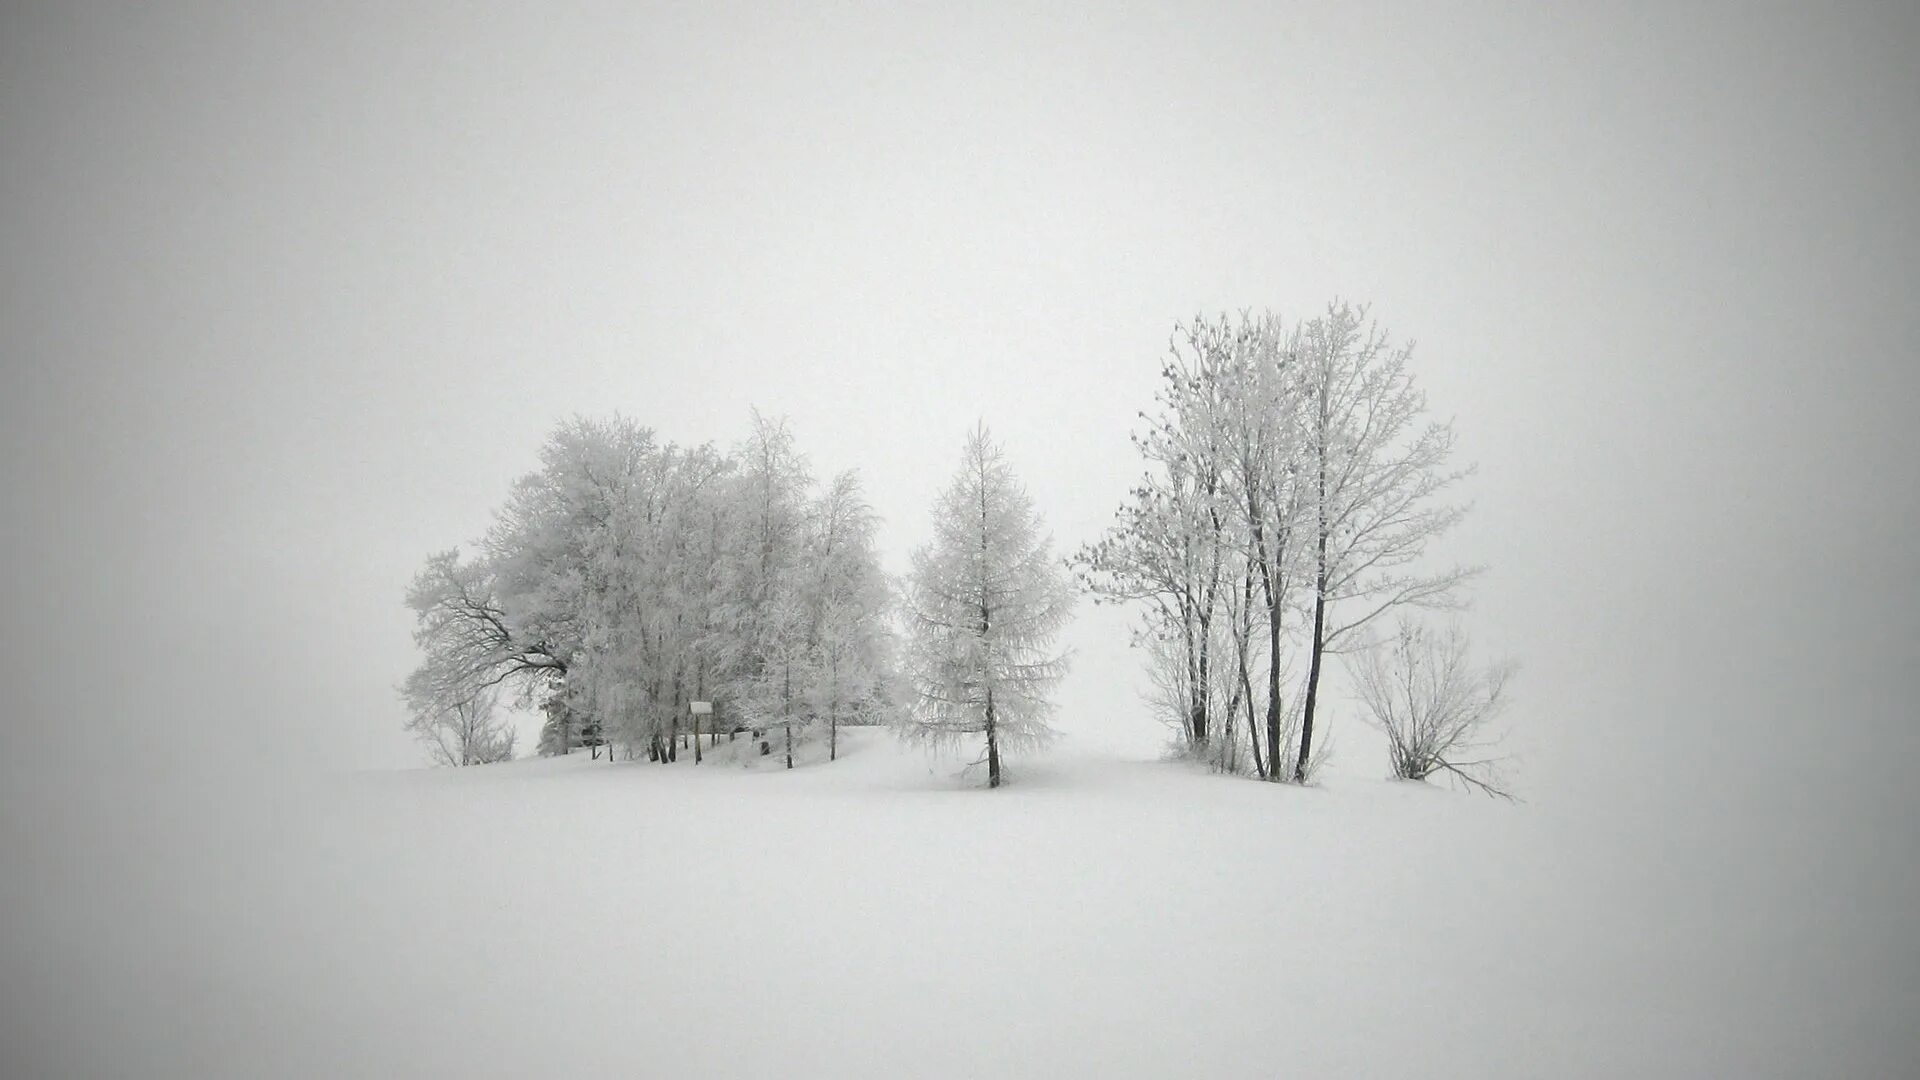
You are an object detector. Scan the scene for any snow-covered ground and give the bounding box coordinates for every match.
[6,726,1914,1077]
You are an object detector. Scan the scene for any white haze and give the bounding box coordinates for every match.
[2,2,1916,1075]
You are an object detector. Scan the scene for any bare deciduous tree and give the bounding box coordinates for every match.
[1347,620,1514,798]
[1290,302,1476,782]
[1090,305,1476,785]
[406,686,518,767]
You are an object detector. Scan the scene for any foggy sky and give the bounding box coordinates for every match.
[6,0,1918,791]
[2,1,1917,1068]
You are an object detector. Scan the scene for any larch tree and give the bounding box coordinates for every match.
[900,424,1074,788]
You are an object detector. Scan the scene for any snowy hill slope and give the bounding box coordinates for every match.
[12,728,1913,1077]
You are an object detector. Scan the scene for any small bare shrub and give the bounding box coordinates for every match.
[1347,620,1514,798]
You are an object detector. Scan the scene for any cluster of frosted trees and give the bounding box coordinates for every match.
[1079,302,1509,793]
[405,301,1509,792]
[404,414,1076,784]
[403,412,896,768]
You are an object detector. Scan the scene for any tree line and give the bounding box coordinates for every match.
[404,301,1511,793]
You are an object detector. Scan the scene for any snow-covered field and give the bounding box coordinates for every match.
[11,726,1911,1078]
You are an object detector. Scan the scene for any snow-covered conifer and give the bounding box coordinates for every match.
[900,424,1073,788]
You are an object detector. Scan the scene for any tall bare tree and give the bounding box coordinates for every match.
[1289,303,1475,782]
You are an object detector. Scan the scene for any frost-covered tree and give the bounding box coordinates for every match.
[1347,620,1513,797]
[1288,303,1474,782]
[723,411,816,764]
[662,444,737,763]
[1075,321,1236,759]
[402,548,567,744]
[737,584,813,765]
[1090,304,1476,784]
[803,471,893,761]
[405,685,517,766]
[403,410,896,768]
[901,424,1074,788]
[1080,313,1309,778]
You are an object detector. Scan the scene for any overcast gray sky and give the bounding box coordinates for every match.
[3,2,1915,822]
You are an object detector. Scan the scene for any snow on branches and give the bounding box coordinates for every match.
[900,424,1074,788]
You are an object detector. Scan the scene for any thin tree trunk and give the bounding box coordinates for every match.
[1296,387,1331,784]
[1182,607,1203,754]
[1239,646,1265,779]
[1190,614,1205,749]
[1233,561,1266,778]
[1297,546,1328,783]
[1265,589,1284,783]
[985,686,1001,789]
[1193,612,1211,753]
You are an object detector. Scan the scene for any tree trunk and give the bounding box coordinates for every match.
[830,711,838,762]
[1231,561,1266,779]
[985,687,1001,789]
[693,712,702,765]
[1296,389,1331,784]
[785,722,793,770]
[1237,650,1265,779]
[1296,551,1328,783]
[1182,610,1203,754]
[668,717,678,762]
[1264,591,1284,783]
[1193,613,1211,753]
